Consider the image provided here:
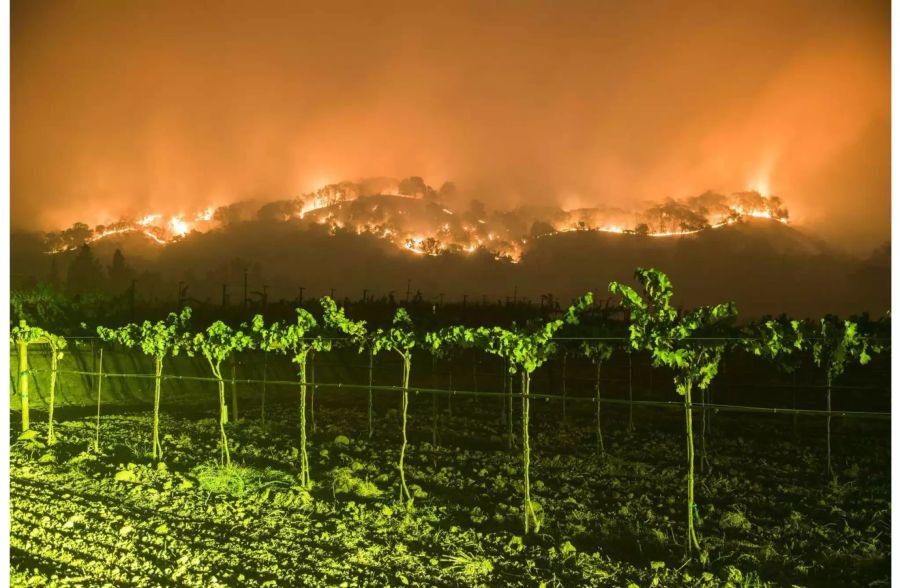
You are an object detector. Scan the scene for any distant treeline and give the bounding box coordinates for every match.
[10,281,602,337]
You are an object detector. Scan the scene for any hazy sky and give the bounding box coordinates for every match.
[12,0,890,251]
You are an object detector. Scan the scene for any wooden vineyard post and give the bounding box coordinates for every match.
[231,357,239,423]
[47,342,60,444]
[626,351,634,432]
[502,370,513,449]
[431,355,438,446]
[16,326,29,433]
[826,374,833,478]
[367,348,374,439]
[261,352,268,424]
[700,387,707,474]
[94,348,104,453]
[792,371,799,437]
[310,352,317,433]
[500,358,507,430]
[595,360,604,454]
[446,359,453,416]
[561,351,568,424]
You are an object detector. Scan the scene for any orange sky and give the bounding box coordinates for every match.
[11,0,890,252]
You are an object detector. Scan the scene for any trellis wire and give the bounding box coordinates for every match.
[15,335,894,342]
[23,367,890,420]
[13,346,888,393]
[18,363,888,393]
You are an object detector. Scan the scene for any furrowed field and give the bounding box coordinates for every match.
[9,270,891,587]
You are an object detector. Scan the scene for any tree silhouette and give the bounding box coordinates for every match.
[66,244,106,295]
[398,176,428,197]
[108,249,134,293]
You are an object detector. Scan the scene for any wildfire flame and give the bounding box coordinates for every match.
[169,217,190,237]
[44,183,789,261]
[45,207,222,253]
[137,214,161,226]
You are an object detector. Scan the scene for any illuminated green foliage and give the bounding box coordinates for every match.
[10,286,69,329]
[359,330,383,440]
[252,296,365,488]
[739,314,808,437]
[741,315,805,371]
[190,321,253,466]
[372,308,417,507]
[252,307,317,486]
[317,296,368,433]
[10,321,67,437]
[97,308,192,459]
[810,315,882,478]
[580,341,614,454]
[466,292,593,534]
[321,296,367,346]
[611,268,736,557]
[7,274,890,582]
[811,316,880,382]
[567,302,623,453]
[425,325,483,444]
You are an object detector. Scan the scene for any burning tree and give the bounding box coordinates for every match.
[641,199,710,234]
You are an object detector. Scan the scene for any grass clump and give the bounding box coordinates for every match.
[443,552,494,585]
[719,509,752,532]
[329,466,383,498]
[192,463,294,498]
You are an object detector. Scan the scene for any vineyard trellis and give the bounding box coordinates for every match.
[610,269,737,555]
[18,365,892,420]
[8,268,889,561]
[10,320,67,437]
[96,308,192,459]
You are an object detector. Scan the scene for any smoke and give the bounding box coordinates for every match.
[12,0,889,252]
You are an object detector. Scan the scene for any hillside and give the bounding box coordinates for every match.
[12,213,888,318]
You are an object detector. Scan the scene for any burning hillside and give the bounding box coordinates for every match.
[43,178,789,261]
